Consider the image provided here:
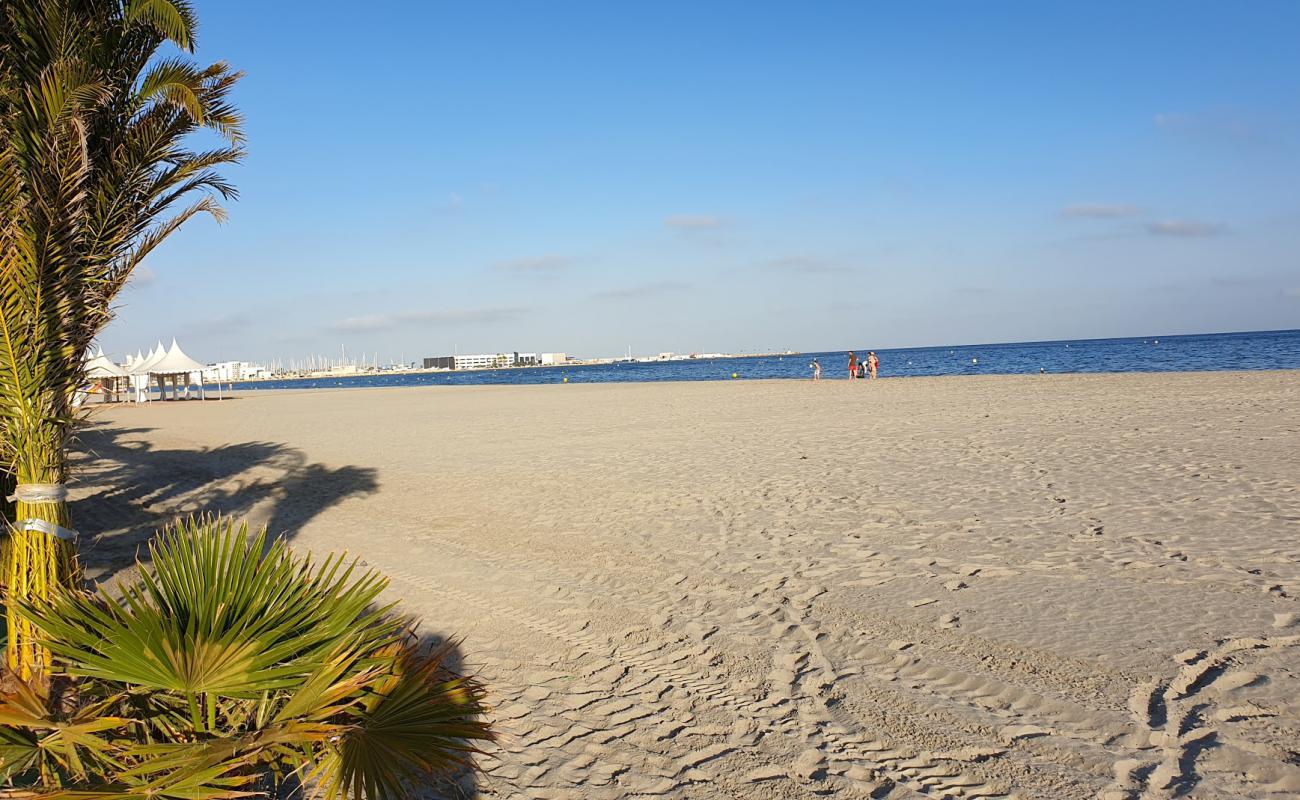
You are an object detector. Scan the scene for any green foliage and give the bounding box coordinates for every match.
[0,516,493,798]
[23,518,398,697]
[0,0,244,482]
[0,0,245,679]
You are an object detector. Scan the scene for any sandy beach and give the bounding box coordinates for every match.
[69,372,1299,799]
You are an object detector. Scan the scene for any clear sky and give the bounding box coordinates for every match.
[101,1,1300,364]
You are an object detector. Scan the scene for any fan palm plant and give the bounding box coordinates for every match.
[2,516,492,798]
[0,0,243,677]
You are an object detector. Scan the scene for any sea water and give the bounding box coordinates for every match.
[231,329,1300,391]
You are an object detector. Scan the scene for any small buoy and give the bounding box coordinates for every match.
[731,372,738,379]
[972,357,978,365]
[563,377,569,383]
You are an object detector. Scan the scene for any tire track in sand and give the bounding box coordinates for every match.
[385,560,1023,799]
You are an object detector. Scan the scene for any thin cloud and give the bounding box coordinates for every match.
[591,281,690,301]
[1145,220,1225,238]
[432,192,464,215]
[330,307,528,333]
[765,256,850,275]
[1154,112,1269,146]
[1060,203,1139,219]
[178,311,258,339]
[664,214,726,231]
[1211,275,1270,288]
[130,265,158,286]
[1282,287,1300,299]
[491,255,571,274]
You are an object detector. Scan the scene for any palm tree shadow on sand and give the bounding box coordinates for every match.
[69,422,484,798]
[69,420,379,585]
[415,630,484,800]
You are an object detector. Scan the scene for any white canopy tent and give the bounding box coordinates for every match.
[84,350,131,403]
[130,339,209,402]
[85,352,129,379]
[128,342,164,402]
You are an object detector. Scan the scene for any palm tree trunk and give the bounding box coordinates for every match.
[4,431,80,681]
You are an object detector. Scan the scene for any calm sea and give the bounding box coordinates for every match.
[231,329,1300,391]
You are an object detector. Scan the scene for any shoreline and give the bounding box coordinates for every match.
[122,366,1300,399]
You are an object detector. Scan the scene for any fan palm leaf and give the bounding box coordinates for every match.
[2,516,493,797]
[308,640,491,800]
[18,518,399,702]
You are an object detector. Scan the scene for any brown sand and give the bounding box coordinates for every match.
[71,371,1300,799]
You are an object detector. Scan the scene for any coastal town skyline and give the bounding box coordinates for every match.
[98,1,1300,364]
[98,324,1299,376]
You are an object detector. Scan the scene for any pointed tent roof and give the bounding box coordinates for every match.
[85,353,129,379]
[131,342,168,375]
[147,339,206,375]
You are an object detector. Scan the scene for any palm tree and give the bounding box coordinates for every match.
[3,516,493,798]
[0,0,243,677]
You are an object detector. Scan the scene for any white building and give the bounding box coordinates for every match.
[422,351,563,370]
[203,361,269,382]
[453,353,513,370]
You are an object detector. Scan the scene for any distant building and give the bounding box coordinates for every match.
[424,352,550,370]
[540,352,566,365]
[203,361,268,382]
[455,353,509,370]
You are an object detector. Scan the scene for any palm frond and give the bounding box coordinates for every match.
[0,675,131,788]
[135,57,205,119]
[123,0,197,52]
[17,517,398,698]
[4,515,492,796]
[308,639,494,800]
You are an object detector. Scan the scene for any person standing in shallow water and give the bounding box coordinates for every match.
[810,358,821,380]
[847,351,858,380]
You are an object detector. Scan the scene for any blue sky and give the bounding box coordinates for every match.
[102,1,1300,364]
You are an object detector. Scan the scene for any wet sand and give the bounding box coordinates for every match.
[72,371,1300,798]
